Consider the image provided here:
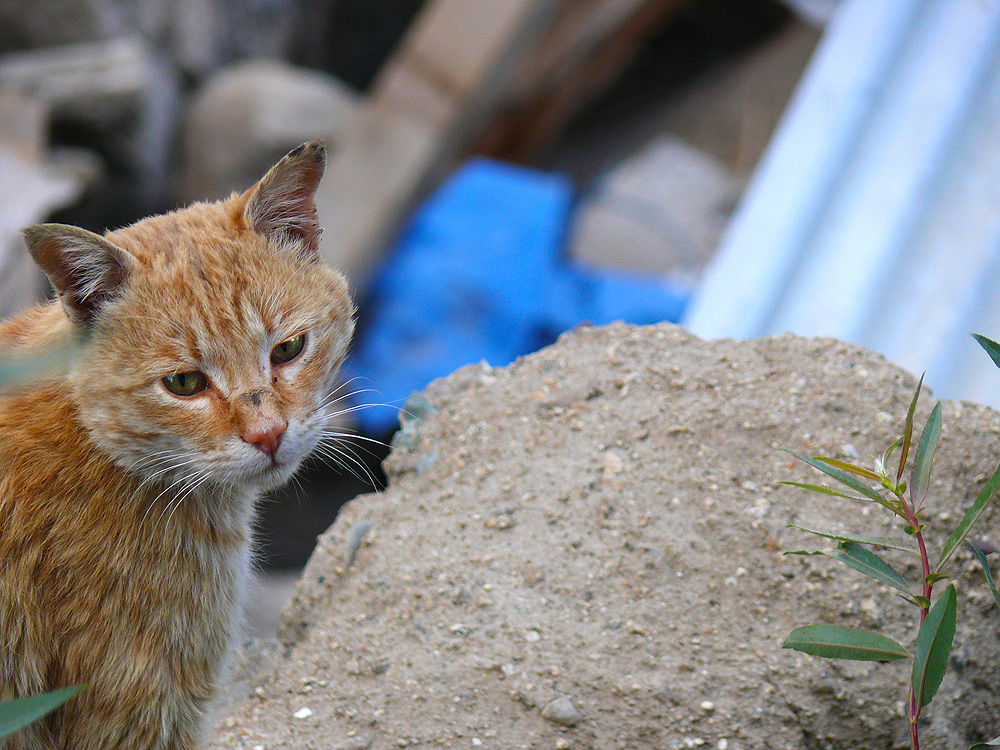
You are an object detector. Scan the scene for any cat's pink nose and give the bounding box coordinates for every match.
[244,419,287,459]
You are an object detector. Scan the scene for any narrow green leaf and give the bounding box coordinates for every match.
[912,584,957,707]
[973,333,1000,370]
[783,450,901,516]
[778,481,868,501]
[783,550,825,557]
[898,375,925,483]
[880,436,904,472]
[782,624,909,662]
[787,524,916,554]
[0,686,84,739]
[910,401,942,506]
[828,542,910,594]
[970,733,1000,748]
[966,542,1000,611]
[812,456,883,482]
[936,459,1000,573]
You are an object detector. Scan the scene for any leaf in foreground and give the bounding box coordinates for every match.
[787,524,916,554]
[828,541,911,594]
[782,449,900,515]
[897,374,924,482]
[910,401,941,506]
[911,583,957,708]
[966,542,1000,611]
[973,334,1000,370]
[812,456,882,482]
[937,460,1000,573]
[779,481,868,501]
[0,686,84,739]
[970,734,1000,749]
[782,624,909,662]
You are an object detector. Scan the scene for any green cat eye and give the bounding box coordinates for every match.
[271,334,305,365]
[162,371,209,397]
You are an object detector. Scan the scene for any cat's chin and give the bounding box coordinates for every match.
[244,456,303,492]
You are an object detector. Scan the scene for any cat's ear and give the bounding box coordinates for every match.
[23,224,134,328]
[242,140,326,258]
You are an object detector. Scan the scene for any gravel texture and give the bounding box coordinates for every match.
[210,322,1000,750]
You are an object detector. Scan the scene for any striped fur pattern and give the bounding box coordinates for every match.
[0,141,354,749]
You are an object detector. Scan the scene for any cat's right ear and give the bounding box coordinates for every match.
[242,140,326,259]
[23,224,135,328]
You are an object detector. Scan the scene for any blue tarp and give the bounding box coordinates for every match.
[345,159,688,433]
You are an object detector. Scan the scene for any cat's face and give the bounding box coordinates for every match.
[79,221,354,494]
[25,142,355,494]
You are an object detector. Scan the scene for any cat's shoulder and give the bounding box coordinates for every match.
[0,300,72,351]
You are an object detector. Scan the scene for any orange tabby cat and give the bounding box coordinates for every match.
[0,141,354,749]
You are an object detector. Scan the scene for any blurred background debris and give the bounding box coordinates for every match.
[21,0,1000,636]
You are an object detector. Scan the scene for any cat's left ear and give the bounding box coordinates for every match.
[243,140,326,258]
[23,224,135,328]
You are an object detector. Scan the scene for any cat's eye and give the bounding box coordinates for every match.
[162,371,209,397]
[271,334,305,365]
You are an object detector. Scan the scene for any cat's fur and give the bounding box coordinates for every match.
[0,141,354,750]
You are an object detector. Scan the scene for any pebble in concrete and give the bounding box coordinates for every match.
[541,696,581,727]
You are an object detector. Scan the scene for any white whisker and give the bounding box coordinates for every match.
[320,430,404,464]
[311,440,382,489]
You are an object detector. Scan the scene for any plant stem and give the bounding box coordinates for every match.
[915,528,932,618]
[897,489,933,623]
[898,489,932,750]
[909,688,920,750]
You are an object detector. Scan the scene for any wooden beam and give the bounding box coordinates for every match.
[315,0,561,293]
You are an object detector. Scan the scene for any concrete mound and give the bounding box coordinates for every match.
[212,323,1000,750]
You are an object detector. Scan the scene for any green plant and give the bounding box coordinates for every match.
[781,344,1000,750]
[0,686,83,740]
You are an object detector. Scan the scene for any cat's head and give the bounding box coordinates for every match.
[23,141,355,494]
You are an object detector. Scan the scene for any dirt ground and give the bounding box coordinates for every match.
[209,322,1000,750]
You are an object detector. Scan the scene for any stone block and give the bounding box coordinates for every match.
[178,60,359,203]
[567,135,738,282]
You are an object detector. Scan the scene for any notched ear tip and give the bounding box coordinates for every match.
[288,138,328,165]
[244,139,329,256]
[280,139,327,187]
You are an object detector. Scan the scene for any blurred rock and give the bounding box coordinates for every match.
[178,60,359,203]
[0,36,180,208]
[567,136,738,284]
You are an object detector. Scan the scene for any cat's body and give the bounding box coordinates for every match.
[0,142,354,750]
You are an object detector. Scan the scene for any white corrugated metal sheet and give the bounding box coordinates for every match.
[684,0,1000,407]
